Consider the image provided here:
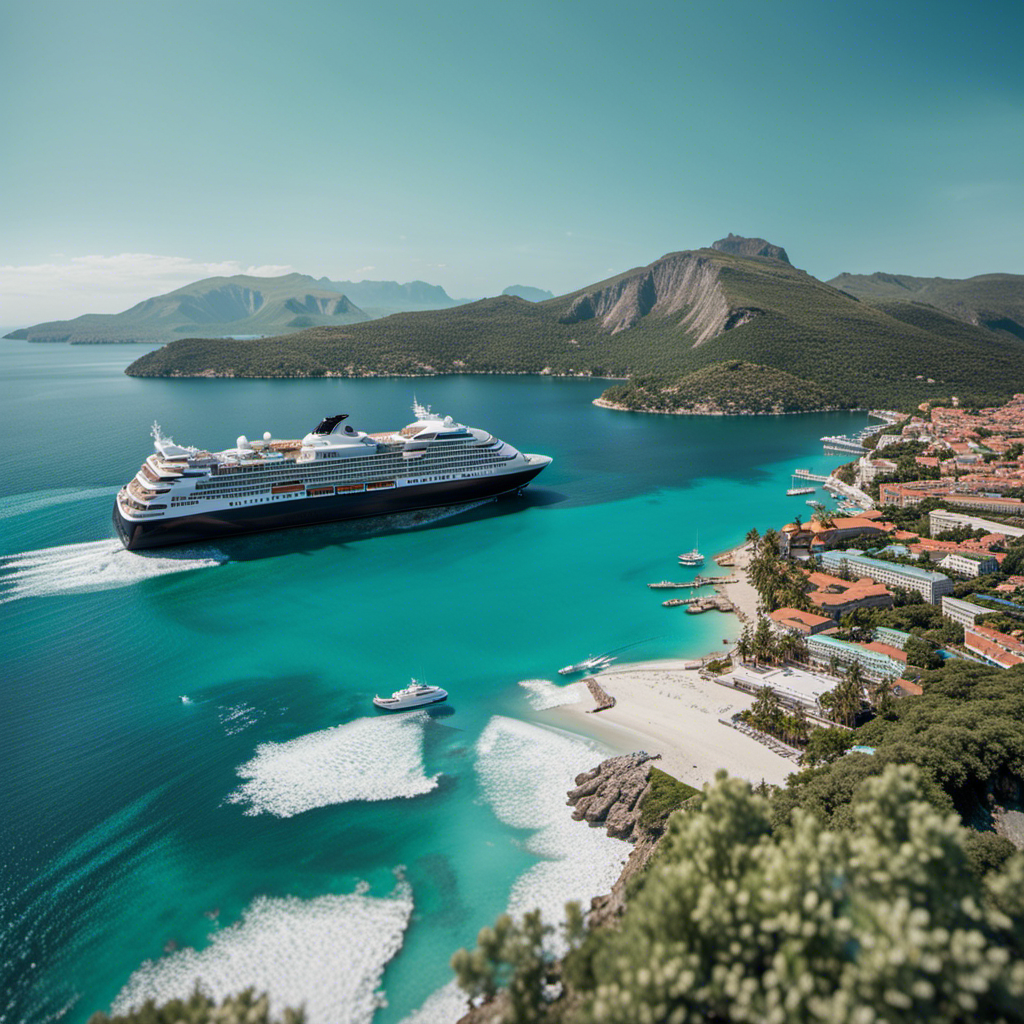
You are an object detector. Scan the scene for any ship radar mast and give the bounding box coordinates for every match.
[411,397,436,421]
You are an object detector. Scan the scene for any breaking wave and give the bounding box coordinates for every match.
[226,713,439,817]
[475,717,628,933]
[0,538,225,604]
[401,718,630,1024]
[398,980,468,1024]
[110,881,413,1024]
[518,679,585,710]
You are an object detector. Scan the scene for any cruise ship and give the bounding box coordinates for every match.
[113,403,553,550]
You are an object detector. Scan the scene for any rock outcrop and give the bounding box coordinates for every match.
[566,751,660,841]
[558,251,746,343]
[712,233,791,264]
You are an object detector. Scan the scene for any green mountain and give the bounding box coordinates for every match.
[4,273,371,343]
[827,271,1024,342]
[124,238,1024,411]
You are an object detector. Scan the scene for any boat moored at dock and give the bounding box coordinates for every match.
[113,403,552,550]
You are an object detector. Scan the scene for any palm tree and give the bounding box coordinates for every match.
[745,527,761,547]
[750,685,783,735]
[736,626,753,665]
[828,654,840,678]
[753,617,774,666]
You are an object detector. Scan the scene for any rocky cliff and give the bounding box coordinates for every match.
[557,251,755,343]
[712,233,791,264]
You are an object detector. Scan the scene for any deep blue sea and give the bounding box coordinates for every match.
[0,341,863,1024]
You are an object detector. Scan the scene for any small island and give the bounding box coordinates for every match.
[595,360,850,416]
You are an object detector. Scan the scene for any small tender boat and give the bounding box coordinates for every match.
[558,654,614,676]
[373,680,448,711]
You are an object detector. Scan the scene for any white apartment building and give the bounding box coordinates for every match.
[820,550,955,604]
[941,595,985,629]
[937,552,998,577]
[928,508,1024,540]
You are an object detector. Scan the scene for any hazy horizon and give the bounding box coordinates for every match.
[3,0,1023,324]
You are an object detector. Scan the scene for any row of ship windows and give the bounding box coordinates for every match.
[193,459,509,493]
[186,470,489,504]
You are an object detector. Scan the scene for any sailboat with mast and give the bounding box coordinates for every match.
[678,529,705,567]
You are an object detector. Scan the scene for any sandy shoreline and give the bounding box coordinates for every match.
[542,661,793,790]
[538,543,793,790]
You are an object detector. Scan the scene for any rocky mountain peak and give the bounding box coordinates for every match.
[712,233,790,264]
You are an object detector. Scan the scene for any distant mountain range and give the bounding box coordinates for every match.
[502,285,554,302]
[125,235,1024,412]
[4,273,465,344]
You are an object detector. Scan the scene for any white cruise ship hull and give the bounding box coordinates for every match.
[113,462,547,551]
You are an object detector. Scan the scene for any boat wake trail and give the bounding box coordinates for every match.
[226,713,439,817]
[0,486,120,521]
[111,881,413,1024]
[0,539,226,604]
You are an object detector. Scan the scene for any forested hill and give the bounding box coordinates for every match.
[828,270,1024,342]
[125,242,1024,412]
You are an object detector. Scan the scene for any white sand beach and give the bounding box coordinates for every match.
[543,659,794,789]
[541,544,794,789]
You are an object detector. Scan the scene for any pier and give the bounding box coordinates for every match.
[648,575,737,590]
[793,469,830,483]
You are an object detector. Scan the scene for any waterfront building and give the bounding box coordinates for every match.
[964,625,1024,669]
[768,607,834,636]
[941,595,985,629]
[937,552,998,577]
[805,634,906,682]
[805,571,893,618]
[928,508,1024,540]
[820,550,954,604]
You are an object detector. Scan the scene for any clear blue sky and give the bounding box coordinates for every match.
[2,0,1022,322]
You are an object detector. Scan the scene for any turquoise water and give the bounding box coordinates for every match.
[0,342,863,1023]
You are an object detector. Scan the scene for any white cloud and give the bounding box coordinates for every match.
[0,253,295,325]
[352,265,376,277]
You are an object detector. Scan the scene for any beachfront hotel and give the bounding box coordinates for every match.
[820,550,954,604]
[804,633,907,682]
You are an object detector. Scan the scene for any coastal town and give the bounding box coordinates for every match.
[549,394,1024,781]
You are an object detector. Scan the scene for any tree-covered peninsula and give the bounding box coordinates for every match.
[596,360,848,415]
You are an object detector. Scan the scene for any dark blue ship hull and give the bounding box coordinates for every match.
[113,465,546,550]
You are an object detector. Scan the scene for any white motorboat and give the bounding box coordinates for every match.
[373,680,448,711]
[558,654,614,676]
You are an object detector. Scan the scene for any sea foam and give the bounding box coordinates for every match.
[110,883,413,1024]
[226,713,439,817]
[0,538,224,604]
[518,678,585,710]
[400,718,630,1024]
[475,716,628,932]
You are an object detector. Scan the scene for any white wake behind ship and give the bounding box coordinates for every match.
[113,402,552,550]
[373,681,448,711]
